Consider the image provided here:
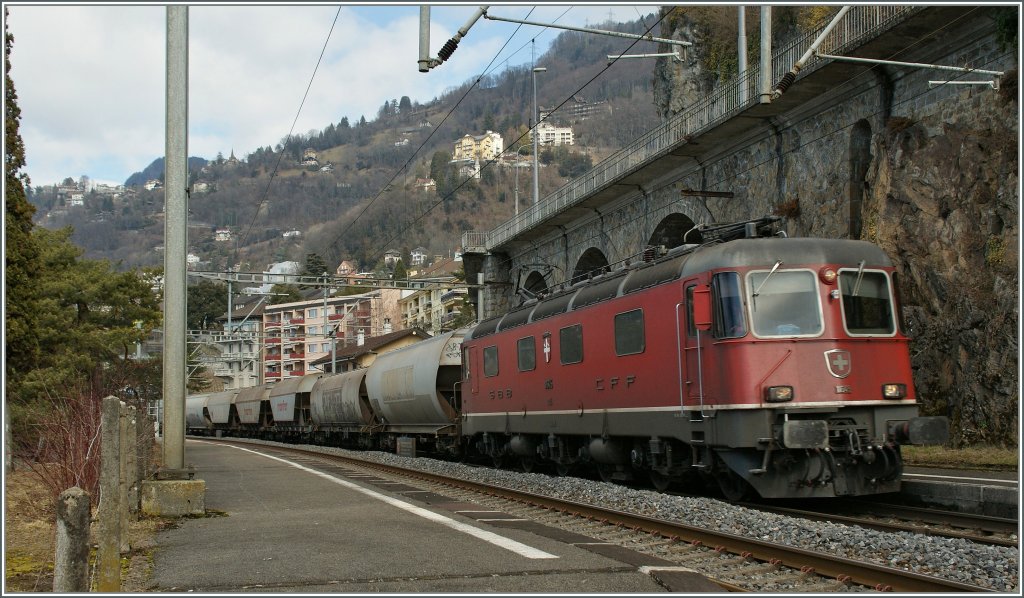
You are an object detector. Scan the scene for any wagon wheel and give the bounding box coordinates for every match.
[716,468,753,502]
[596,464,616,484]
[491,453,507,469]
[520,457,537,473]
[649,470,673,492]
[554,462,574,477]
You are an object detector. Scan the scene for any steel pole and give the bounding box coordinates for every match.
[163,5,188,471]
[531,67,545,206]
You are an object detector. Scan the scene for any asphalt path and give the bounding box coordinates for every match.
[147,440,720,593]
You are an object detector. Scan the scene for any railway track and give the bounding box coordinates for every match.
[738,500,1019,548]
[202,438,999,592]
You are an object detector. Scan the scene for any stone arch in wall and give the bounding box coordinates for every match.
[849,119,872,239]
[523,270,548,296]
[647,212,702,249]
[571,247,610,285]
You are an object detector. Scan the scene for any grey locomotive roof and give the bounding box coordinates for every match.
[467,236,894,340]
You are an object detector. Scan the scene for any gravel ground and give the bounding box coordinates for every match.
[242,439,1021,592]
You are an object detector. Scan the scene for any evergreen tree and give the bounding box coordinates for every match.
[392,259,407,280]
[302,252,328,278]
[5,12,41,396]
[187,280,229,330]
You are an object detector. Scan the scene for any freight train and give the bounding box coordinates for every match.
[186,218,948,500]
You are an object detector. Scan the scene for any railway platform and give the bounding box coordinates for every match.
[142,440,724,593]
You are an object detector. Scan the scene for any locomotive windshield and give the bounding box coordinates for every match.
[746,269,823,337]
[839,269,896,335]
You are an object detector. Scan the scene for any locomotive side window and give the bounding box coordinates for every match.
[746,269,823,337]
[483,345,499,377]
[462,347,471,381]
[517,336,536,371]
[839,269,896,335]
[685,286,696,337]
[614,309,645,355]
[559,324,584,365]
[711,272,746,338]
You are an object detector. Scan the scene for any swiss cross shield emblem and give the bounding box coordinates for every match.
[824,349,852,379]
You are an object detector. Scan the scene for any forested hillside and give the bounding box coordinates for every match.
[29,14,664,273]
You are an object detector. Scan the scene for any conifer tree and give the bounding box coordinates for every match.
[5,10,41,394]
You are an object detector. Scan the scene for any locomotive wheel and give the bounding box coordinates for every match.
[649,470,673,492]
[520,457,537,473]
[717,469,753,502]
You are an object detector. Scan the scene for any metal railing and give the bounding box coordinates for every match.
[478,5,920,251]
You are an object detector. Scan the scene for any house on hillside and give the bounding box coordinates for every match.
[453,130,503,161]
[531,122,574,146]
[383,250,402,268]
[335,260,358,277]
[301,148,319,167]
[410,247,428,266]
[414,178,436,193]
[214,228,232,242]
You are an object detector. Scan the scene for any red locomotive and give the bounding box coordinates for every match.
[460,218,948,499]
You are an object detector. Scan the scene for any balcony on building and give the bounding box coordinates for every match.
[287,369,305,377]
[265,371,281,378]
[289,317,305,325]
[265,319,281,328]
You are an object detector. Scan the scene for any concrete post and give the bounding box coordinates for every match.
[162,4,189,473]
[97,396,121,592]
[53,487,90,592]
[126,405,139,515]
[118,403,131,554]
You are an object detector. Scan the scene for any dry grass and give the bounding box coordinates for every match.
[4,467,169,592]
[901,444,1019,471]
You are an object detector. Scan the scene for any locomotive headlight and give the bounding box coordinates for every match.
[765,385,794,402]
[882,383,907,399]
[819,267,837,284]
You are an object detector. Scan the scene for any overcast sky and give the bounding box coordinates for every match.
[6,3,660,187]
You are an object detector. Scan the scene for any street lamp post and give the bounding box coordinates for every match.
[531,66,546,206]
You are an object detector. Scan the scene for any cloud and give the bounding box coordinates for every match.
[7,4,661,187]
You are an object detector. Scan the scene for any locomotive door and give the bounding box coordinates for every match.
[682,279,712,411]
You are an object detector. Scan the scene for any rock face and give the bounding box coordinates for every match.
[654,7,1019,447]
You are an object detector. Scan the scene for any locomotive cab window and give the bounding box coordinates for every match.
[517,336,536,371]
[746,269,823,337]
[685,285,696,337]
[483,345,499,377]
[712,272,746,338]
[559,324,583,364]
[839,269,896,336]
[614,309,645,355]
